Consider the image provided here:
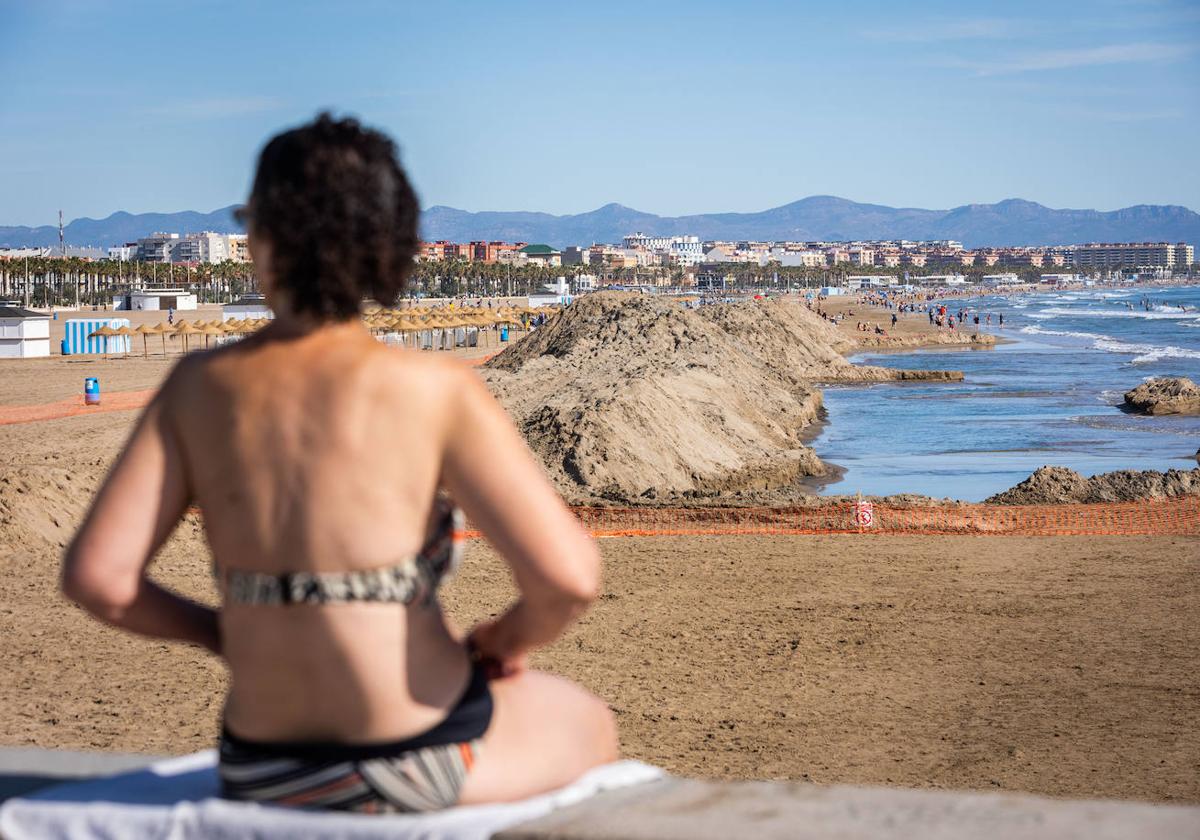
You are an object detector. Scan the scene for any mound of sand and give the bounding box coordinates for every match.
[986,465,1200,505]
[1123,376,1200,416]
[483,293,958,504]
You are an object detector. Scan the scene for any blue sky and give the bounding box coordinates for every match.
[1,0,1198,225]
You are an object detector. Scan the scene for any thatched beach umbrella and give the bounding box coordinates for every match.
[133,323,157,357]
[172,320,202,353]
[200,322,224,349]
[112,326,134,357]
[88,324,118,358]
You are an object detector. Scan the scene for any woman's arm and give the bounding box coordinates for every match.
[440,366,601,674]
[61,373,220,655]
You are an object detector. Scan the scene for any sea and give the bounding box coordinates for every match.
[813,284,1200,501]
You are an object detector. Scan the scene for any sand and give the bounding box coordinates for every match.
[1,303,1197,805]
[987,465,1200,505]
[483,294,960,505]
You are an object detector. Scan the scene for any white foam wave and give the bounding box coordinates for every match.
[1036,306,1200,320]
[1092,337,1200,364]
[1020,325,1102,340]
[1020,325,1200,363]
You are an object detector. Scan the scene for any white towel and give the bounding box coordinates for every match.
[0,751,664,840]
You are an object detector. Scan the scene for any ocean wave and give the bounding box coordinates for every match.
[1034,306,1200,320]
[1021,325,1200,363]
[1020,325,1104,340]
[1091,337,1200,364]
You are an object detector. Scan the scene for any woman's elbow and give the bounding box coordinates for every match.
[559,538,603,607]
[61,550,137,621]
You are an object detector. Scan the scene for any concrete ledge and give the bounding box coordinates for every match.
[494,778,1200,840]
[3,749,1197,839]
[0,747,164,803]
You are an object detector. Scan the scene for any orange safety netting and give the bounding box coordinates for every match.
[0,390,158,426]
[465,497,1200,538]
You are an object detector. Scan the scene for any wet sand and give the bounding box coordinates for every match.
[817,294,1002,351]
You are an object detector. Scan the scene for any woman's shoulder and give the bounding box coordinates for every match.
[365,345,480,400]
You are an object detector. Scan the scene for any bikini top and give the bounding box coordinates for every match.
[219,498,464,607]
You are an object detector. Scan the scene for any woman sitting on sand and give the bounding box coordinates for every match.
[61,113,617,813]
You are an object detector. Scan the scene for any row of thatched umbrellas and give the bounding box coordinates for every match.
[89,305,544,357]
[360,305,541,350]
[89,318,274,356]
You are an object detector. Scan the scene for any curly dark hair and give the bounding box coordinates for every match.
[239,113,420,320]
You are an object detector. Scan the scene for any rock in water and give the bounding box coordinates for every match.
[1123,377,1200,416]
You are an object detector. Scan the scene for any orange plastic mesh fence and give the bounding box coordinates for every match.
[465,497,1200,538]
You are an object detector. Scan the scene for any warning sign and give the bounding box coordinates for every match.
[853,500,875,529]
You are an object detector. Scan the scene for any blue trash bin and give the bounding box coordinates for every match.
[84,377,101,406]
[500,327,509,342]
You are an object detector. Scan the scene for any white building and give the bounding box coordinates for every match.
[108,245,136,261]
[112,289,198,311]
[173,232,231,263]
[223,294,273,321]
[668,237,704,266]
[915,274,967,286]
[981,273,1023,287]
[771,248,826,268]
[0,303,50,358]
[847,275,898,288]
[623,233,704,267]
[1039,273,1079,284]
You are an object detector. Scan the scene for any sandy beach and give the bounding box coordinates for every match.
[0,296,1196,805]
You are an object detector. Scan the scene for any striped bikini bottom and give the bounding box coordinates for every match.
[219,664,493,813]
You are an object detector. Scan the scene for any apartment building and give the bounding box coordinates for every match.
[136,233,180,263]
[1068,242,1185,270]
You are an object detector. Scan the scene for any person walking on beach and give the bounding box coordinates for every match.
[167,307,174,326]
[891,313,898,329]
[62,114,617,815]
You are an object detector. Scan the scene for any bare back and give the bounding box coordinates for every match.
[170,322,471,742]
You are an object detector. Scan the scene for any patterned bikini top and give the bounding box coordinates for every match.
[219,498,465,607]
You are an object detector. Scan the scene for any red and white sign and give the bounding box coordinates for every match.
[853,500,875,528]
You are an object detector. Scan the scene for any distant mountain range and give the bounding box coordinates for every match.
[2,197,1198,251]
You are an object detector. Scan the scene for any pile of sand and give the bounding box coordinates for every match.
[986,465,1200,505]
[483,293,957,504]
[1123,376,1200,416]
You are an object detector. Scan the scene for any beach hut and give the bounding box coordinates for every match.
[0,303,51,358]
[64,318,131,355]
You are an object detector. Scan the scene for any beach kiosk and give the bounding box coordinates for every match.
[62,318,132,355]
[0,303,51,358]
[222,294,273,322]
[112,289,198,312]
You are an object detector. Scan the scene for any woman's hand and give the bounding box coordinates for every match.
[467,615,529,679]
